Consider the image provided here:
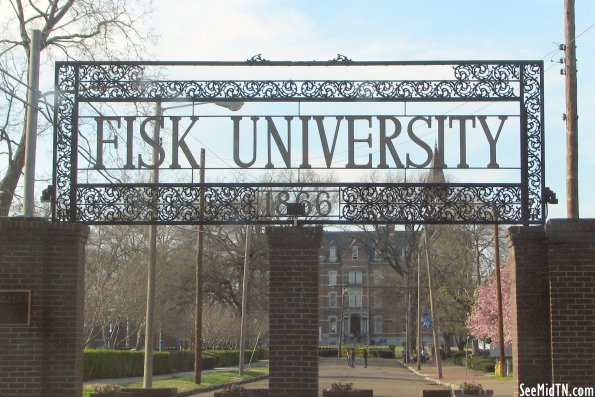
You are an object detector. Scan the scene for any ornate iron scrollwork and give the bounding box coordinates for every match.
[329,54,352,63]
[247,54,269,63]
[78,77,519,101]
[53,60,545,225]
[340,185,522,224]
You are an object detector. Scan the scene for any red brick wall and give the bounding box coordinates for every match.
[546,220,595,387]
[508,225,551,392]
[267,226,322,397]
[0,217,88,397]
[508,219,595,392]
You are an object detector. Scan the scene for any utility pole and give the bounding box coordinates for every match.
[494,224,506,376]
[423,228,442,379]
[416,250,422,371]
[565,0,579,218]
[405,271,410,364]
[239,225,250,375]
[23,29,41,217]
[194,148,206,384]
[143,102,162,388]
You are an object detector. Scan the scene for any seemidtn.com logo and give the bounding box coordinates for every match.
[519,383,595,397]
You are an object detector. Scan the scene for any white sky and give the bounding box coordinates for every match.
[2,0,594,220]
[148,0,595,219]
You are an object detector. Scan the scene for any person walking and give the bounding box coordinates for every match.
[362,347,368,368]
[347,347,355,368]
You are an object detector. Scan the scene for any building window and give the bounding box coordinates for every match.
[329,242,337,262]
[348,271,362,285]
[329,317,337,334]
[352,245,359,260]
[349,291,362,308]
[362,317,369,334]
[328,270,337,286]
[374,316,383,334]
[329,292,337,307]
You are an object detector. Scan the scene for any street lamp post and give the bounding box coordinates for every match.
[139,101,243,388]
[337,289,348,358]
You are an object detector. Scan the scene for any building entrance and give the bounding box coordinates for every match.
[350,314,361,338]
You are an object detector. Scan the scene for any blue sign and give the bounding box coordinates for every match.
[422,312,432,329]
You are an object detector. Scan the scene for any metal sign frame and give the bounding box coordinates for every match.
[53,59,545,225]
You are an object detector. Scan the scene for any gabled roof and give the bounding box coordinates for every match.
[319,229,413,262]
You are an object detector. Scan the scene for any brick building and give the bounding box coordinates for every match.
[318,230,410,346]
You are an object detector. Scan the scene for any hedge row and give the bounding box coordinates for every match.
[84,349,268,380]
[84,350,171,380]
[450,351,496,373]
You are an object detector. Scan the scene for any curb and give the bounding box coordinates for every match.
[398,360,457,390]
[178,374,269,396]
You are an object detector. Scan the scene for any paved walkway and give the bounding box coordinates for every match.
[189,358,448,397]
[86,358,514,396]
[402,360,513,397]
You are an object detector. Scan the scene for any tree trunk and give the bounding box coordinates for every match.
[0,129,26,216]
[442,332,453,355]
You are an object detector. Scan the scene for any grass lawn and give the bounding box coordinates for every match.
[83,367,268,397]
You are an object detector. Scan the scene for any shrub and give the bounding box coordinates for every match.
[451,351,468,365]
[169,351,194,372]
[369,347,394,359]
[83,350,170,380]
[393,345,404,359]
[84,349,227,380]
[468,356,496,372]
[202,351,219,369]
[206,350,256,367]
[448,351,496,373]
[258,348,269,360]
[319,347,339,357]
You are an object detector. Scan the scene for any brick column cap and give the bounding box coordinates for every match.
[546,218,595,233]
[0,217,89,240]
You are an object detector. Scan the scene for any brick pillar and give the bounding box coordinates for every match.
[546,219,595,387]
[266,226,322,397]
[507,225,551,393]
[0,217,89,397]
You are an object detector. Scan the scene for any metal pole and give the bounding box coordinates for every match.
[423,228,442,379]
[143,102,162,388]
[493,224,506,376]
[338,291,343,358]
[416,250,421,371]
[194,148,206,384]
[23,29,41,216]
[239,224,250,375]
[405,272,410,364]
[565,0,579,218]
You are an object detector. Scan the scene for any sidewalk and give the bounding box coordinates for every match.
[85,358,514,396]
[189,358,449,397]
[401,360,514,397]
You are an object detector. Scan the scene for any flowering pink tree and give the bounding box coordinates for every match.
[466,263,512,346]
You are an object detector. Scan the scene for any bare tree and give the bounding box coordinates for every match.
[0,0,153,215]
[84,224,147,348]
[428,225,477,352]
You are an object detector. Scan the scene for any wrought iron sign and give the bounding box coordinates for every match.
[53,59,545,225]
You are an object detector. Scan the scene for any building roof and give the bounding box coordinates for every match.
[428,143,446,184]
[319,229,414,263]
